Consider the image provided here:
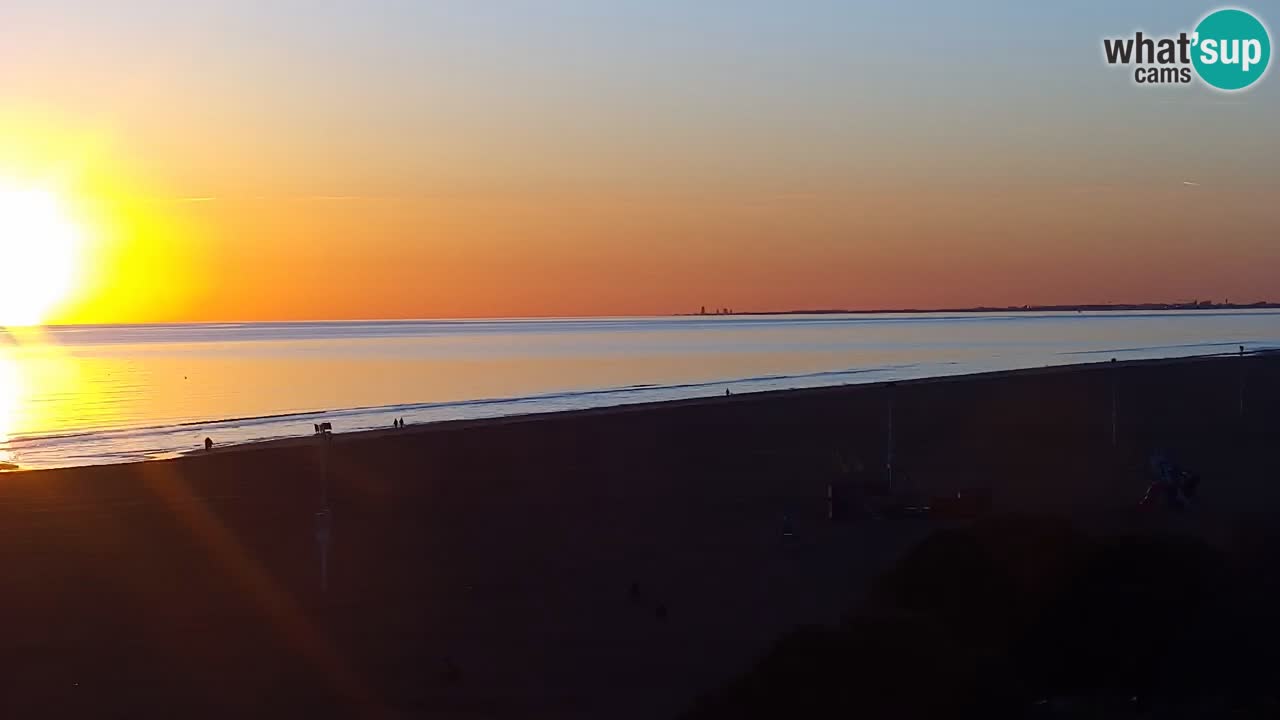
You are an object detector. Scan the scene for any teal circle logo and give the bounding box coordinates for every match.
[1192,8,1271,90]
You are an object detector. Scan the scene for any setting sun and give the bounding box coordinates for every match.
[0,181,83,326]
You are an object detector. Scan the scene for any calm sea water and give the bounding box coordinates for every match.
[1,311,1276,470]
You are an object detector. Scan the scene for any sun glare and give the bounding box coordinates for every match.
[0,180,83,326]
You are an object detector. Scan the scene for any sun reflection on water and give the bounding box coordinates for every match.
[0,326,89,469]
[0,345,21,467]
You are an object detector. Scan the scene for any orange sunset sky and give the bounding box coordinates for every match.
[1,1,1277,324]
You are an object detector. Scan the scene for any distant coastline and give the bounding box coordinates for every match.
[683,300,1280,317]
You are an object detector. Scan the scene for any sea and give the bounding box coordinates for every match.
[1,311,1277,470]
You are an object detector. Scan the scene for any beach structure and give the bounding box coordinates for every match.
[885,383,895,492]
[315,507,332,591]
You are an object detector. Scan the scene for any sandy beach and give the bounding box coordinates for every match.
[0,352,1277,717]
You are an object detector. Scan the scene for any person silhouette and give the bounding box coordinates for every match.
[204,437,213,451]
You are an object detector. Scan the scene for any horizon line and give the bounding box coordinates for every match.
[22,299,1279,329]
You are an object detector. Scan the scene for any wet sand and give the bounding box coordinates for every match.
[0,353,1278,717]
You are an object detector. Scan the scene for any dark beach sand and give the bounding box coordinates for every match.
[1,353,1278,717]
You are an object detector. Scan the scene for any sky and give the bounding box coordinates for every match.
[1,0,1277,322]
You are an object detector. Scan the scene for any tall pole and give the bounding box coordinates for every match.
[1110,359,1118,447]
[316,432,332,594]
[1238,345,1246,418]
[886,383,895,493]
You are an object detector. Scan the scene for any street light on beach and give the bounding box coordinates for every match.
[1110,359,1119,447]
[885,382,896,493]
[1238,345,1247,418]
[316,423,333,593]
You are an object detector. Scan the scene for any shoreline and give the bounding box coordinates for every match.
[4,347,1273,476]
[4,312,1276,473]
[75,347,1274,473]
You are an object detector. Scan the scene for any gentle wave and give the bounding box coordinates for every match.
[2,312,1277,470]
[0,361,942,469]
[3,362,920,448]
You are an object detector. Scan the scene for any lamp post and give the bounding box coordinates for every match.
[316,428,332,593]
[1110,359,1118,447]
[885,383,895,493]
[1238,345,1246,418]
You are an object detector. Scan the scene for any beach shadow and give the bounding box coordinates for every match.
[684,514,1280,719]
